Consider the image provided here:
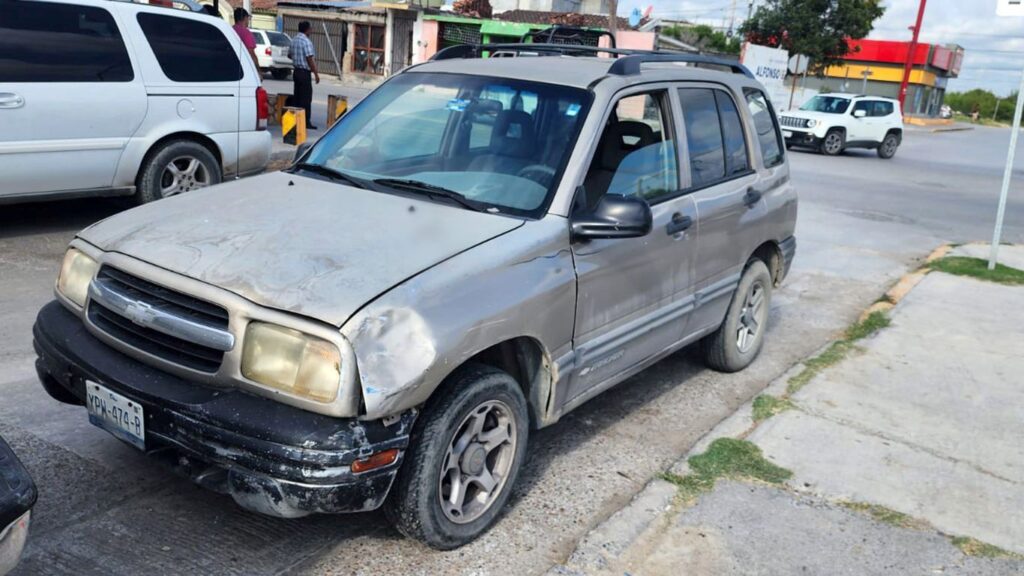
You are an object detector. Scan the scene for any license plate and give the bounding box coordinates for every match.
[86,381,145,450]
[783,130,793,138]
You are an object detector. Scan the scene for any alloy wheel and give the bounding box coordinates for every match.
[438,399,517,524]
[736,281,767,353]
[160,156,211,197]
[824,133,843,154]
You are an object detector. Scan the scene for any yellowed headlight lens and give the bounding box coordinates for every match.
[57,248,99,307]
[241,322,341,403]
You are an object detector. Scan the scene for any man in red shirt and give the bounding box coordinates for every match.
[232,8,260,75]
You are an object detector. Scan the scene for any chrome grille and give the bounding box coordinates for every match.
[87,267,232,373]
[779,116,808,128]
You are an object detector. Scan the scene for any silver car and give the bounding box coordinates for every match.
[33,46,797,549]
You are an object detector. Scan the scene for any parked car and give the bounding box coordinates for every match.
[251,29,293,80]
[0,0,271,205]
[0,435,37,575]
[33,46,797,549]
[779,93,903,158]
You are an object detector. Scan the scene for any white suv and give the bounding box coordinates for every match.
[779,94,903,159]
[0,0,272,204]
[252,29,293,80]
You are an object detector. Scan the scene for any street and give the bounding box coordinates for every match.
[1,123,1022,575]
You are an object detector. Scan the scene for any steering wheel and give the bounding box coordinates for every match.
[516,164,556,187]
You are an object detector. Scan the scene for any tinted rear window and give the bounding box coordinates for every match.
[678,88,725,188]
[137,13,241,82]
[0,0,133,82]
[267,31,291,46]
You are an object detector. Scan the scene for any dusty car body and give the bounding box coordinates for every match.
[34,46,797,548]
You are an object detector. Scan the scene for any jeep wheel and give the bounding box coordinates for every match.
[820,130,845,156]
[385,364,528,550]
[701,260,772,372]
[877,133,900,159]
[136,140,220,204]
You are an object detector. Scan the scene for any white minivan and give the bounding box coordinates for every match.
[0,0,272,204]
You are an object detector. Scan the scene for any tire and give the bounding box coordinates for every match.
[135,140,221,204]
[820,129,845,156]
[877,133,900,159]
[271,68,290,80]
[385,364,529,550]
[702,260,773,373]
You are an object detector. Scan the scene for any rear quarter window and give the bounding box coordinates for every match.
[137,13,242,82]
[743,89,784,168]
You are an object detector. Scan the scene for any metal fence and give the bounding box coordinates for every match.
[282,15,346,76]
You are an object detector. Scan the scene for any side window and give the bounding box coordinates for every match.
[743,89,784,168]
[716,91,750,176]
[582,91,678,207]
[852,100,871,116]
[0,0,133,82]
[678,88,725,188]
[137,13,242,82]
[874,101,894,117]
[253,32,265,46]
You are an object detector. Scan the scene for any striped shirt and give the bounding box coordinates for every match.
[289,33,315,69]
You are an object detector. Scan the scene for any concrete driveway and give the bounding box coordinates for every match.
[0,123,1022,575]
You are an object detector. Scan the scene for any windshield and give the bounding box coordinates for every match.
[800,95,851,114]
[302,72,592,217]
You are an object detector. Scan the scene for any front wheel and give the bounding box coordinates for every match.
[877,133,900,159]
[385,364,528,550]
[702,260,773,372]
[820,130,845,156]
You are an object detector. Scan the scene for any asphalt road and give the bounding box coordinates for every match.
[0,124,1021,575]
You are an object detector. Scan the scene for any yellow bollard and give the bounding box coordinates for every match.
[282,107,306,146]
[271,93,290,125]
[327,95,348,127]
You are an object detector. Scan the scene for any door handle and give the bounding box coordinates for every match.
[743,187,763,208]
[666,213,693,235]
[0,93,25,109]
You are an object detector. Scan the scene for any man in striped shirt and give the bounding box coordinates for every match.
[288,21,320,130]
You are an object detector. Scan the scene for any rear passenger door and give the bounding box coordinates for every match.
[0,0,147,196]
[682,86,769,335]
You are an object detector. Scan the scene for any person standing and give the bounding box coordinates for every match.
[232,8,260,75]
[289,21,320,130]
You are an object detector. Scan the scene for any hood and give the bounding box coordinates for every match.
[80,171,524,327]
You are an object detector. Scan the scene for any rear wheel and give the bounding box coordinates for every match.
[877,133,900,159]
[820,129,845,156]
[385,364,528,550]
[702,260,773,372]
[135,140,220,204]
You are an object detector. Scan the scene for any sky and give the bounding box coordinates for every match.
[617,0,1024,96]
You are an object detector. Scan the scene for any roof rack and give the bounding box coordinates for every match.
[429,44,753,79]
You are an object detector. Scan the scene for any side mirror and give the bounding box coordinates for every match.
[853,109,867,118]
[571,194,653,240]
[293,141,313,163]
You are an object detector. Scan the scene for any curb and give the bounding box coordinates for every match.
[931,127,974,133]
[548,244,950,575]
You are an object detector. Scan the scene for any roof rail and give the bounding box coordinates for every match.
[608,53,753,78]
[429,44,754,79]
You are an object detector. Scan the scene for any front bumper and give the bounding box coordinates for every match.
[783,129,821,148]
[33,301,415,518]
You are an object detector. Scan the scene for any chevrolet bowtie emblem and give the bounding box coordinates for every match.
[123,300,158,327]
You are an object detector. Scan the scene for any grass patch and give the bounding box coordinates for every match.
[660,438,792,501]
[787,311,891,394]
[752,394,794,422]
[839,501,925,529]
[951,536,1023,559]
[929,256,1024,286]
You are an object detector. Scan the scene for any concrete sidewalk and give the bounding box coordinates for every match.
[550,246,1024,575]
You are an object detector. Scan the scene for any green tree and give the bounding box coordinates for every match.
[946,89,1017,123]
[662,24,741,55]
[740,0,885,72]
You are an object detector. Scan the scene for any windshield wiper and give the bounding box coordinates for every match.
[292,163,369,189]
[373,178,489,212]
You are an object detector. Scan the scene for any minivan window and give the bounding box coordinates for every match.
[678,88,726,188]
[304,73,591,217]
[0,0,133,82]
[137,13,242,82]
[744,89,784,168]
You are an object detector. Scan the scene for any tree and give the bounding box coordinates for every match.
[740,0,885,72]
[946,89,1017,123]
[662,24,741,55]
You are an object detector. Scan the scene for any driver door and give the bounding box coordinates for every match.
[567,88,697,404]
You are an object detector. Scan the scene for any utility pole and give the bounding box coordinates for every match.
[994,98,1002,121]
[729,0,738,35]
[898,0,928,113]
[747,0,755,21]
[607,0,618,40]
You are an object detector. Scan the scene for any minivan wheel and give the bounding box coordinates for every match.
[385,364,528,550]
[701,260,773,373]
[820,130,845,156]
[877,133,900,159]
[135,140,221,204]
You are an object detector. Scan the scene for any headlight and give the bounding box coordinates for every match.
[241,322,341,402]
[806,119,818,128]
[57,248,99,307]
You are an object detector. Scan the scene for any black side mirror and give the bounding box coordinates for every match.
[293,141,313,163]
[571,194,653,240]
